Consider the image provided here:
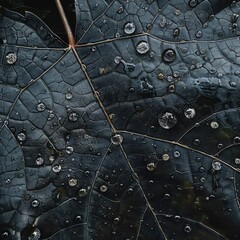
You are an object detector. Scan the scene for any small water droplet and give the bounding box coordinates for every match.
[114,56,122,64]
[111,134,123,145]
[17,132,26,142]
[234,136,240,144]
[162,153,170,161]
[174,151,181,158]
[210,121,219,129]
[159,16,167,28]
[189,0,198,8]
[65,92,72,100]
[235,158,240,164]
[28,228,41,240]
[147,162,156,171]
[157,72,164,80]
[78,188,88,197]
[100,185,108,192]
[68,178,78,186]
[35,157,44,166]
[136,41,150,54]
[66,146,74,154]
[52,164,61,173]
[184,225,192,233]
[158,111,177,129]
[124,22,136,34]
[68,112,78,122]
[6,52,17,64]
[212,161,221,171]
[173,28,180,37]
[37,102,46,112]
[184,107,196,119]
[195,30,203,38]
[31,199,40,208]
[91,46,96,52]
[162,49,176,63]
[114,217,120,224]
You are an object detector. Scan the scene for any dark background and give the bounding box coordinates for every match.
[0,0,76,42]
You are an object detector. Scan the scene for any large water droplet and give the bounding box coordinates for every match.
[158,111,177,129]
[184,108,196,119]
[162,49,176,63]
[111,134,123,145]
[136,41,150,54]
[124,22,136,34]
[6,52,17,64]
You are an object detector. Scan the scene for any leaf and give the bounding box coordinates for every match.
[0,0,240,239]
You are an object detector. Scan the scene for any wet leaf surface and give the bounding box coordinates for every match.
[0,0,240,239]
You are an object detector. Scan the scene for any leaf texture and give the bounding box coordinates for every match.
[1,0,240,239]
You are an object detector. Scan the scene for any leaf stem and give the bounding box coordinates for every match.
[55,0,75,47]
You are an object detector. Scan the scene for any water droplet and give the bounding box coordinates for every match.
[158,111,177,129]
[117,6,124,13]
[66,146,74,154]
[174,215,181,222]
[235,158,240,164]
[100,185,108,192]
[65,92,72,100]
[91,46,96,52]
[114,217,120,224]
[78,188,88,197]
[68,178,78,186]
[193,138,200,146]
[184,107,196,119]
[210,121,219,129]
[162,153,170,161]
[114,56,122,64]
[28,228,41,240]
[6,52,17,64]
[136,41,150,54]
[68,112,78,122]
[189,0,198,8]
[159,16,167,28]
[212,161,221,171]
[111,134,123,145]
[147,162,156,171]
[31,199,40,208]
[157,73,164,80]
[162,49,176,63]
[115,32,120,38]
[52,164,61,173]
[174,151,181,158]
[17,132,26,142]
[35,157,44,166]
[124,22,136,34]
[234,136,240,144]
[184,225,192,233]
[173,28,180,37]
[37,102,46,112]
[195,30,202,38]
